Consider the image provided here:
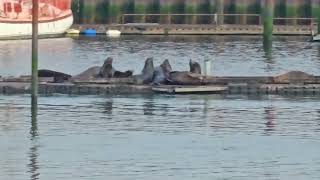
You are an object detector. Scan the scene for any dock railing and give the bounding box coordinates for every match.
[121,13,317,26]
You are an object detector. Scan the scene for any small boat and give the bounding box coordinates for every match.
[106,30,121,37]
[311,30,320,42]
[0,0,73,39]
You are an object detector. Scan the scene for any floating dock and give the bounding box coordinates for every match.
[1,81,320,96]
[71,24,315,36]
[1,71,320,96]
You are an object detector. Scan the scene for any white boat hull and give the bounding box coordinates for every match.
[0,15,73,39]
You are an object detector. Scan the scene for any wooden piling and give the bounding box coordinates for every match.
[160,0,172,24]
[236,0,248,25]
[81,0,96,24]
[262,0,274,43]
[31,0,38,114]
[134,0,148,23]
[286,0,299,25]
[311,0,320,33]
[108,0,125,24]
[216,0,224,24]
[184,0,198,24]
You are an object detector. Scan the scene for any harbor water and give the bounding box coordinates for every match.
[0,36,320,179]
[0,35,320,77]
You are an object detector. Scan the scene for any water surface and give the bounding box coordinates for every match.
[0,94,320,180]
[0,35,319,77]
[1,35,320,179]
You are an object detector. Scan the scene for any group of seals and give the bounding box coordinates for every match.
[39,57,204,85]
[167,60,204,85]
[133,58,204,85]
[97,57,133,78]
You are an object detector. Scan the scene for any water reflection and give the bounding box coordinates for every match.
[102,100,113,115]
[264,106,276,134]
[143,96,155,116]
[28,98,40,180]
[263,39,275,72]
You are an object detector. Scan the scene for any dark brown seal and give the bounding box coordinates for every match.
[38,69,72,83]
[152,59,172,85]
[189,59,201,74]
[133,57,155,84]
[97,57,115,78]
[71,66,101,81]
[168,71,206,85]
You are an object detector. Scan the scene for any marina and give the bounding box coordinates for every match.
[1,0,320,179]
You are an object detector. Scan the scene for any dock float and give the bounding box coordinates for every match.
[1,82,320,96]
[1,71,320,96]
[71,24,315,36]
[152,86,228,94]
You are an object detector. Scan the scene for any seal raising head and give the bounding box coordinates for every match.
[152,59,172,85]
[98,57,115,78]
[189,59,201,74]
[134,57,155,84]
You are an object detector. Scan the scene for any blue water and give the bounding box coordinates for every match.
[0,94,320,180]
[0,35,320,179]
[0,35,319,77]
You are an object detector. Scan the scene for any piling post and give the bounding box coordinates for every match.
[81,0,96,24]
[262,0,274,42]
[184,0,198,24]
[286,0,299,25]
[160,0,171,24]
[108,0,124,24]
[236,0,248,25]
[216,0,224,25]
[312,0,320,33]
[134,0,148,23]
[262,0,274,58]
[31,0,39,119]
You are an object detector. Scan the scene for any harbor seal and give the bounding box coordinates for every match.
[168,71,206,85]
[152,59,172,85]
[71,66,101,81]
[97,57,133,78]
[97,57,115,78]
[114,70,133,78]
[133,57,155,84]
[38,69,72,83]
[273,71,315,84]
[189,59,201,74]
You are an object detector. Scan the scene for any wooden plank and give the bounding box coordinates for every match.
[152,86,228,94]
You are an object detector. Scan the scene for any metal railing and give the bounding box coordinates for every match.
[121,13,317,26]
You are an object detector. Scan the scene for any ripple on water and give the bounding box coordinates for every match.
[0,36,320,77]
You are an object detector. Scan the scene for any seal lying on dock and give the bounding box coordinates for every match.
[72,57,133,81]
[152,59,172,85]
[167,60,205,85]
[168,72,206,85]
[71,66,101,81]
[273,71,315,84]
[133,57,155,84]
[97,57,133,78]
[38,69,72,83]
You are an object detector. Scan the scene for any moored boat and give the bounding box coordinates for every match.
[0,0,73,39]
